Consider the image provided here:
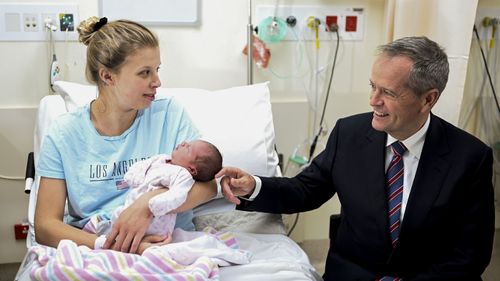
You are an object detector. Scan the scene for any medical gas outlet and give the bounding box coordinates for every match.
[256,5,364,41]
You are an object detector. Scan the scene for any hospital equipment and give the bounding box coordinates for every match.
[45,17,60,90]
[472,23,500,115]
[15,81,323,281]
[258,16,287,43]
[247,0,254,84]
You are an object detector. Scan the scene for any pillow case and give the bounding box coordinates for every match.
[52,81,97,112]
[52,81,284,234]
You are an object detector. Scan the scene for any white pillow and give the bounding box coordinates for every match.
[158,85,280,178]
[52,81,97,112]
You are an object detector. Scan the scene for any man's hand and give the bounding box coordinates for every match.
[137,233,172,255]
[103,189,166,253]
[215,167,256,205]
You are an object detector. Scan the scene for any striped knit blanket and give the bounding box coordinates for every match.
[29,228,251,281]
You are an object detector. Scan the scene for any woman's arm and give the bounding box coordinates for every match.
[105,180,217,253]
[34,177,97,248]
[176,180,217,211]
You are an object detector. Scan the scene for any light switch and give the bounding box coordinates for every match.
[5,13,21,32]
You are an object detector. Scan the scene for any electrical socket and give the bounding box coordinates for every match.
[23,13,38,32]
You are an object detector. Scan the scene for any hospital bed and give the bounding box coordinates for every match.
[15,81,323,281]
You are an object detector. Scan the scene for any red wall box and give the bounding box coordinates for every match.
[14,223,29,240]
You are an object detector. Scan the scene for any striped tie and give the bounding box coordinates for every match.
[386,141,407,248]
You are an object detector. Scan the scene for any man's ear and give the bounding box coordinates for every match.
[98,68,115,86]
[421,89,440,112]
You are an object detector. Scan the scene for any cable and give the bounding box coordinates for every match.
[287,213,300,236]
[309,25,340,161]
[473,25,500,115]
[45,17,60,92]
[0,175,24,181]
[1,152,34,182]
[273,0,279,19]
[267,27,311,79]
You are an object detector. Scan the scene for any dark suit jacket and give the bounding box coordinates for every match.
[238,112,494,280]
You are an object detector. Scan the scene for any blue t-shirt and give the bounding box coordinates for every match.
[37,97,200,230]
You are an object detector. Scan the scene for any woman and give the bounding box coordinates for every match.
[34,16,216,254]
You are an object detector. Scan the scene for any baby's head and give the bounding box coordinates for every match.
[171,140,223,182]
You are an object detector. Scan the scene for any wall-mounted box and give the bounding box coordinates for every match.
[0,3,79,41]
[14,223,29,240]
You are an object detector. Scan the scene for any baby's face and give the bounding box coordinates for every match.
[171,140,207,169]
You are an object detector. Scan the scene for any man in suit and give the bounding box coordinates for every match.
[216,36,495,280]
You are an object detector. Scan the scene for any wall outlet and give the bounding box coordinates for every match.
[42,13,58,31]
[23,13,38,32]
[14,223,29,240]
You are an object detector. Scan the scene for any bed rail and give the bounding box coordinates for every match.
[24,152,34,194]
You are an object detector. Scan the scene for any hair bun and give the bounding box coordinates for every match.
[77,16,99,46]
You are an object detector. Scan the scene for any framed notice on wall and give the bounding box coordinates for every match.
[99,0,200,26]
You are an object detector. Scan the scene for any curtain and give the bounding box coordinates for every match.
[459,21,500,207]
[383,0,479,126]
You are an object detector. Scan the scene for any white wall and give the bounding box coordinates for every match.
[2,0,454,263]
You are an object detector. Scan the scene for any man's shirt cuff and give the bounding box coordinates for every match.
[239,176,261,201]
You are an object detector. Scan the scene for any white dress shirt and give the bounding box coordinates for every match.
[247,114,431,219]
[385,114,430,221]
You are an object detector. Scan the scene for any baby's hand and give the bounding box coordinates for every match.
[103,193,154,253]
[216,167,256,205]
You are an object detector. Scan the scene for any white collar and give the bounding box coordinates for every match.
[386,114,430,159]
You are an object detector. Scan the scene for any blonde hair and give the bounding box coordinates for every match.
[77,17,159,85]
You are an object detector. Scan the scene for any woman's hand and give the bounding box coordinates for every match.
[103,188,167,253]
[137,233,172,255]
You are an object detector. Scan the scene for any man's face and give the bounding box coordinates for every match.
[369,55,432,140]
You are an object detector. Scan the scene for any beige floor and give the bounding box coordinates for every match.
[299,229,500,280]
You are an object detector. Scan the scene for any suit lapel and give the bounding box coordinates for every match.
[362,127,391,240]
[400,114,450,235]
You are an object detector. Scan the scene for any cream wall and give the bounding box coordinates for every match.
[0,0,483,264]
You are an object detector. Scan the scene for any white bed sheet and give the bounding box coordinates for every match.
[219,232,322,281]
[16,232,322,281]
